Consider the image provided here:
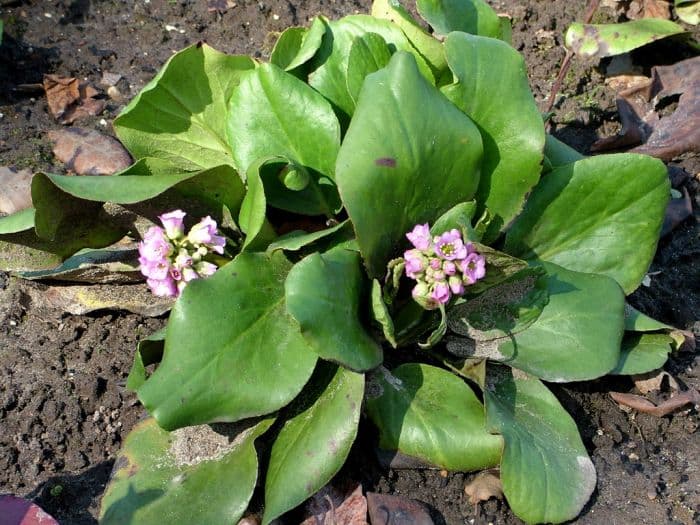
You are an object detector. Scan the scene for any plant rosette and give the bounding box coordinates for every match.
[0,1,681,523]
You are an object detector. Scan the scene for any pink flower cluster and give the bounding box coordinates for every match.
[403,223,486,310]
[138,210,226,298]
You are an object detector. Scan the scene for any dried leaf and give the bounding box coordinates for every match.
[43,74,105,124]
[0,495,59,525]
[301,484,368,525]
[606,74,652,92]
[0,167,33,215]
[662,186,693,236]
[628,0,672,19]
[632,370,679,393]
[464,471,504,505]
[207,0,237,12]
[610,389,700,416]
[48,128,132,175]
[366,492,433,525]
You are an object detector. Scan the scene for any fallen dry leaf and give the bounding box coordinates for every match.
[207,0,237,12]
[48,128,132,175]
[0,495,59,525]
[662,186,693,236]
[605,74,652,93]
[632,370,679,394]
[610,389,700,416]
[43,74,105,125]
[0,167,33,215]
[366,492,433,525]
[593,56,700,160]
[464,471,504,506]
[627,0,672,19]
[301,484,368,525]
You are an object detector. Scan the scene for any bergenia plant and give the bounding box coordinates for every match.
[0,0,683,523]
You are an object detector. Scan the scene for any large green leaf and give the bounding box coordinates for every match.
[285,246,383,371]
[610,332,674,375]
[100,417,272,525]
[0,208,35,234]
[543,134,584,170]
[505,154,669,294]
[416,0,503,39]
[442,32,545,241]
[263,365,364,524]
[137,252,318,430]
[308,15,434,118]
[346,32,392,104]
[365,363,503,471]
[114,44,254,170]
[485,369,596,524]
[227,63,341,184]
[270,17,327,71]
[449,262,625,382]
[565,19,686,58]
[336,51,482,278]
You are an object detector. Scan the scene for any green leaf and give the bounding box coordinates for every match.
[114,44,255,170]
[285,246,383,372]
[263,365,364,524]
[346,32,392,104]
[485,369,596,524]
[365,363,503,471]
[449,262,625,382]
[565,19,686,58]
[308,15,435,119]
[271,17,327,71]
[238,160,276,251]
[543,134,584,171]
[462,244,531,295]
[416,0,503,39]
[17,248,139,283]
[676,0,700,25]
[370,0,448,77]
[127,328,166,392]
[266,220,351,254]
[505,153,669,294]
[442,32,545,241]
[431,201,477,237]
[137,252,318,430]
[227,63,341,184]
[100,417,272,525]
[0,207,35,234]
[624,303,672,332]
[371,279,397,348]
[336,51,482,278]
[611,332,674,375]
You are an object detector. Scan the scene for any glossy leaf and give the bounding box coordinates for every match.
[263,365,364,524]
[346,32,392,104]
[505,154,669,294]
[137,252,318,430]
[450,262,625,382]
[431,201,477,237]
[114,44,255,170]
[624,304,672,332]
[365,363,503,471]
[266,220,351,253]
[416,0,503,39]
[127,328,166,392]
[0,207,35,234]
[485,369,596,524]
[285,246,383,371]
[238,160,274,251]
[543,134,584,171]
[336,51,482,278]
[227,63,341,184]
[271,17,327,71]
[610,332,674,375]
[443,32,545,241]
[100,417,272,525]
[371,279,397,348]
[565,19,686,58]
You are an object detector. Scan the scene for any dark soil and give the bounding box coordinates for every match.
[0,1,698,524]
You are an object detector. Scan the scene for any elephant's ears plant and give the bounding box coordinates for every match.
[0,0,682,523]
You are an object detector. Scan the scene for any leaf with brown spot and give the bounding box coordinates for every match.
[301,484,368,525]
[0,166,33,215]
[464,470,504,505]
[43,74,105,124]
[48,128,132,175]
[610,389,700,416]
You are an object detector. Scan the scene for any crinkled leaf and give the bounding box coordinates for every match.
[416,0,503,39]
[565,19,686,58]
[285,246,383,372]
[137,252,318,430]
[100,418,272,525]
[365,363,503,471]
[505,154,669,294]
[114,44,255,169]
[271,17,327,71]
[346,33,392,104]
[485,369,596,524]
[610,332,674,375]
[263,365,364,524]
[227,63,341,186]
[442,32,545,241]
[336,51,482,278]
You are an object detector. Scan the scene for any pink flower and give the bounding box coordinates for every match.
[146,277,178,298]
[188,216,226,254]
[434,229,468,260]
[412,282,438,310]
[159,209,186,240]
[139,258,170,281]
[448,275,465,295]
[139,226,172,263]
[431,282,451,305]
[404,249,425,278]
[461,252,486,285]
[443,261,457,276]
[195,261,218,277]
[406,223,432,250]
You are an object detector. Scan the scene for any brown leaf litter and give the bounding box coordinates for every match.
[464,470,504,506]
[0,166,33,215]
[301,483,368,525]
[43,74,105,125]
[48,128,132,175]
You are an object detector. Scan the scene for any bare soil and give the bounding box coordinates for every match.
[0,1,698,524]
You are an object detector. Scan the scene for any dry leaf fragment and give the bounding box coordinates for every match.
[301,484,368,525]
[628,0,672,19]
[632,370,679,394]
[661,186,693,236]
[43,74,106,124]
[48,128,132,175]
[367,492,433,525]
[207,0,237,12]
[610,389,700,416]
[464,471,504,505]
[0,166,33,215]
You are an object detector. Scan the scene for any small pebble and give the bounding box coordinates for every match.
[107,86,123,102]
